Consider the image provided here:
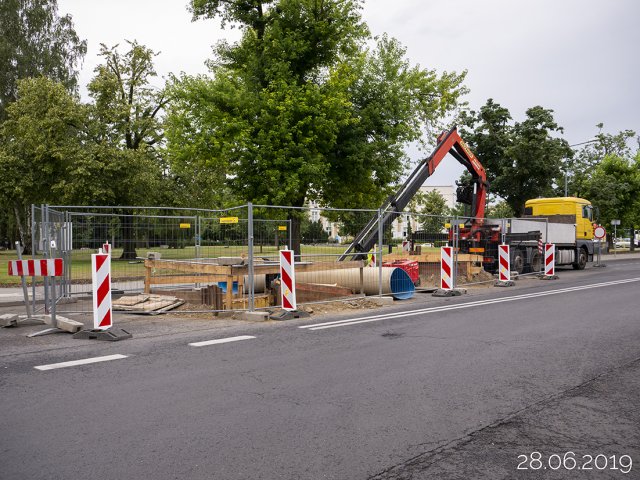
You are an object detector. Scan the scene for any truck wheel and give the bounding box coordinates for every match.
[530,251,541,273]
[511,249,524,274]
[573,247,588,270]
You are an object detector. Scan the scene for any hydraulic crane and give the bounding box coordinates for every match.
[339,126,489,261]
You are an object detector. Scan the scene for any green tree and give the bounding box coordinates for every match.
[414,190,450,232]
[86,41,168,259]
[581,152,640,239]
[485,197,515,218]
[169,0,466,254]
[300,218,329,243]
[0,77,84,249]
[564,125,637,198]
[460,99,572,216]
[0,0,86,120]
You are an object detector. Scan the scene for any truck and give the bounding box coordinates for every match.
[340,126,596,273]
[467,197,595,273]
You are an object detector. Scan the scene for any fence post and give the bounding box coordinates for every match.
[31,204,36,313]
[377,208,383,297]
[247,202,255,312]
[452,217,458,288]
[195,214,201,260]
[42,204,50,315]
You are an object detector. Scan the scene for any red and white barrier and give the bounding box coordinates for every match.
[8,258,63,277]
[92,251,112,330]
[102,242,111,255]
[498,244,510,281]
[279,249,297,311]
[545,244,555,276]
[440,246,453,290]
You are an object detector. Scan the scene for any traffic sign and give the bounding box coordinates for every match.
[594,226,606,239]
[611,219,620,226]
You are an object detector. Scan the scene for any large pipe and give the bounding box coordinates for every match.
[296,267,414,300]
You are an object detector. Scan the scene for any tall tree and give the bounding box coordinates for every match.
[87,41,168,259]
[564,125,637,198]
[170,0,466,254]
[0,77,84,250]
[411,190,450,232]
[460,99,572,215]
[0,0,86,120]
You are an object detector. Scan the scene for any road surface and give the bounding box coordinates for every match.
[1,258,639,479]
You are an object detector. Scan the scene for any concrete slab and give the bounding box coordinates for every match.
[0,313,20,327]
[55,316,84,333]
[241,311,270,322]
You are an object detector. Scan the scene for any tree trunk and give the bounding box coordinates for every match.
[119,209,137,260]
[13,203,31,255]
[288,211,302,260]
[630,227,636,252]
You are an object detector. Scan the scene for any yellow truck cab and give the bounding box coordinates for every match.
[524,197,595,269]
[524,197,595,240]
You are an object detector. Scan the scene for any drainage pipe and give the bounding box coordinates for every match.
[297,267,414,300]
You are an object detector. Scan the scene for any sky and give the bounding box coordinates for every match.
[57,0,640,187]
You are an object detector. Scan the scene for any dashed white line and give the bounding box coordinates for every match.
[189,335,256,347]
[300,277,640,331]
[34,354,128,371]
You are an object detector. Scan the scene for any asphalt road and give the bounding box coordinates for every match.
[1,258,639,480]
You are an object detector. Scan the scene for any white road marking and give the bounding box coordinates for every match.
[301,277,640,331]
[34,354,128,371]
[188,335,256,347]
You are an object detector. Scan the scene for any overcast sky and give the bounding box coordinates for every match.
[57,0,640,187]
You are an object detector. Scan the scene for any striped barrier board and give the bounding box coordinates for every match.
[92,252,112,330]
[8,258,63,277]
[279,249,297,311]
[545,244,555,276]
[498,244,510,282]
[440,246,453,290]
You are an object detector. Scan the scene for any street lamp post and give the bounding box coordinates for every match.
[565,138,598,197]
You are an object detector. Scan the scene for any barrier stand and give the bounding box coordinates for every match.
[495,244,516,287]
[433,246,463,297]
[271,249,309,321]
[0,242,40,328]
[540,243,559,280]
[3,254,84,335]
[73,248,132,341]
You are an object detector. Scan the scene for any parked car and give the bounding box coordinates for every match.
[614,238,631,248]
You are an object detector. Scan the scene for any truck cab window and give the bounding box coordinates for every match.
[582,205,592,220]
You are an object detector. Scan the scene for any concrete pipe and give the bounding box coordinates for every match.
[242,275,267,294]
[296,267,414,300]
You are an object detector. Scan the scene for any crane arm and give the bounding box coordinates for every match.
[339,126,488,261]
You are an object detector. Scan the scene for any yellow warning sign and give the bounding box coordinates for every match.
[278,226,287,231]
[219,217,239,224]
[179,223,191,229]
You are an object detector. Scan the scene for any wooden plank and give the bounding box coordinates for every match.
[113,294,150,306]
[145,259,232,275]
[226,275,233,311]
[148,275,227,286]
